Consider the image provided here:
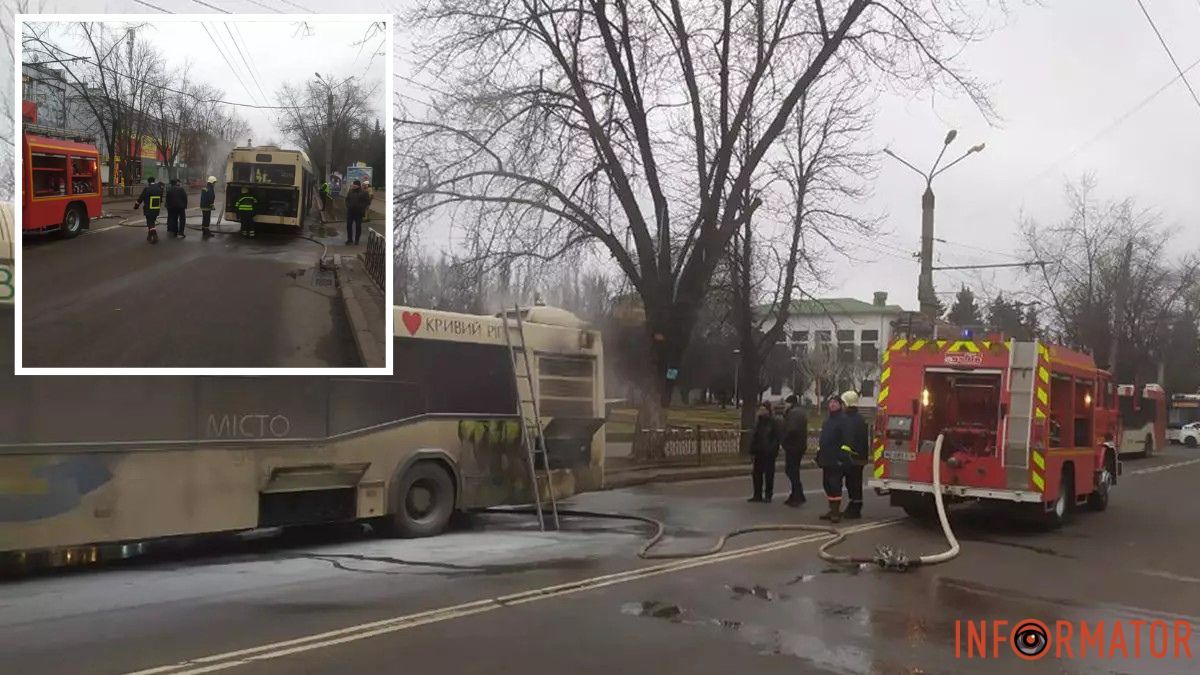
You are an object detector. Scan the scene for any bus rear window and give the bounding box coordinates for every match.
[231,162,295,184]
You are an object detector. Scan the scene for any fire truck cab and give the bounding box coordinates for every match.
[868,337,1120,527]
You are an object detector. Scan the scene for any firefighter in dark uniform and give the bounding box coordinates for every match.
[200,176,217,239]
[235,187,257,238]
[133,176,165,244]
[781,393,809,506]
[165,178,188,238]
[840,390,870,519]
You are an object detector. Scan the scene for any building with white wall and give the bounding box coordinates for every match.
[767,292,907,408]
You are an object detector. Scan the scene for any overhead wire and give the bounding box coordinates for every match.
[201,23,263,107]
[189,0,231,14]
[227,23,272,105]
[1133,0,1200,116]
[131,0,171,12]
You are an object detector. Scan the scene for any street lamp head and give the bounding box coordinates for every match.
[943,129,958,145]
[969,143,986,154]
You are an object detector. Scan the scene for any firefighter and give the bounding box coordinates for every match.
[319,180,331,212]
[816,393,850,522]
[235,187,257,237]
[840,390,869,519]
[747,401,782,503]
[133,176,165,244]
[199,176,217,239]
[781,393,808,506]
[165,178,188,238]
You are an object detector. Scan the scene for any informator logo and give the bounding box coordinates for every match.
[956,618,1195,662]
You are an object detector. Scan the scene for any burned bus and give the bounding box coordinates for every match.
[0,305,606,553]
[223,145,315,229]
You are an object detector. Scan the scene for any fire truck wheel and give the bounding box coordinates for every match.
[899,494,938,522]
[1087,455,1114,512]
[385,461,456,538]
[61,204,85,238]
[1044,470,1073,528]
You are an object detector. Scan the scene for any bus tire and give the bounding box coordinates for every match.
[1044,468,1073,529]
[1087,452,1114,512]
[61,204,85,238]
[385,461,455,538]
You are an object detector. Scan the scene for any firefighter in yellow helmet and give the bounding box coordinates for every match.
[235,187,258,238]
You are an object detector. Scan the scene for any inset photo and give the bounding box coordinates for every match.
[15,14,391,372]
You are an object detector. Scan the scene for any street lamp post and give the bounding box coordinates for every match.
[314,73,338,195]
[732,348,741,406]
[883,131,985,320]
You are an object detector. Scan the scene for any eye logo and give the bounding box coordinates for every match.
[1012,620,1050,660]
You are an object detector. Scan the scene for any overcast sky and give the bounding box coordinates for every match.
[4,0,1200,312]
[23,12,386,151]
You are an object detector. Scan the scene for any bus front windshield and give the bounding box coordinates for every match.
[231,162,296,185]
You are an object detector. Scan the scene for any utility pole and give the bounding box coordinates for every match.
[884,131,986,322]
[1109,240,1134,378]
[315,73,335,190]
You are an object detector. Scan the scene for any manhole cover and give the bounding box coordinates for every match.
[312,267,335,287]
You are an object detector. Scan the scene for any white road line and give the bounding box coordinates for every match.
[125,518,902,675]
[1128,458,1200,475]
[88,224,124,234]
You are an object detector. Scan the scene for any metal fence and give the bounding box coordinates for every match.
[635,426,745,464]
[362,228,386,290]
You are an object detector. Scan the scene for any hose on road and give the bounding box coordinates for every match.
[111,207,331,267]
[484,435,959,571]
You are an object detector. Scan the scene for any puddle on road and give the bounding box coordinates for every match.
[621,600,683,621]
[729,584,785,601]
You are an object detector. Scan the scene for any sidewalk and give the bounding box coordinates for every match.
[333,253,386,368]
[602,446,821,489]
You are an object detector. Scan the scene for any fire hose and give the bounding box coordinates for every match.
[486,434,958,572]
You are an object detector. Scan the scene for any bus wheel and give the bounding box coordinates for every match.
[386,461,455,538]
[61,204,85,238]
[1044,470,1073,529]
[1087,454,1114,512]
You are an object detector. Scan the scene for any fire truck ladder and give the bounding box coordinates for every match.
[1004,340,1039,469]
[502,305,561,532]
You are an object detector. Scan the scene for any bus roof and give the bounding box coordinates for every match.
[229,146,312,167]
[394,305,592,345]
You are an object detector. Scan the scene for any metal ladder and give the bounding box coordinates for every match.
[501,305,560,531]
[1004,340,1039,469]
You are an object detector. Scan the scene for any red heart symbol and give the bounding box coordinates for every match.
[401,311,422,335]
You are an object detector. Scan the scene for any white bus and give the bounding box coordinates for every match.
[0,305,606,554]
[223,145,315,229]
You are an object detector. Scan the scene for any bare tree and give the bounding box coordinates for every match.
[275,77,382,173]
[398,0,999,437]
[1022,176,1199,383]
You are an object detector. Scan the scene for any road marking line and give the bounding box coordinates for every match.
[1128,458,1200,475]
[126,518,902,675]
[89,224,123,234]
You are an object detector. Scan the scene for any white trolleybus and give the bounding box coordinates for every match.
[223,145,316,229]
[0,305,606,555]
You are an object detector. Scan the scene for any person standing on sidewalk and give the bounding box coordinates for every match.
[319,180,331,212]
[362,180,374,223]
[840,390,869,519]
[165,178,188,238]
[199,176,217,239]
[344,180,369,245]
[747,401,782,503]
[133,176,164,244]
[781,394,808,507]
[816,394,851,522]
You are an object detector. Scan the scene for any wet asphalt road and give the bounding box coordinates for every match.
[20,212,358,368]
[3,449,1200,674]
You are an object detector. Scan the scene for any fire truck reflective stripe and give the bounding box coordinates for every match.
[872,445,884,461]
[1038,366,1050,384]
[982,340,991,349]
[877,386,889,404]
[1031,472,1045,491]
[947,340,980,353]
[908,339,927,351]
[890,338,908,351]
[1035,408,1047,420]
[1032,451,1045,470]
[936,340,947,349]
[873,465,885,478]
[880,367,891,384]
[1037,388,1049,406]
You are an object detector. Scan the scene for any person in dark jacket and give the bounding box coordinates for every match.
[344,180,370,245]
[781,394,808,506]
[816,394,852,522]
[199,176,217,239]
[841,390,870,519]
[133,176,164,244]
[165,178,188,238]
[748,401,782,503]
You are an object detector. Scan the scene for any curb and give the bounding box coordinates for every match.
[603,465,748,489]
[335,255,385,368]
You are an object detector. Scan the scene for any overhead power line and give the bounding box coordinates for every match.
[227,23,271,104]
[131,0,171,12]
[1134,0,1200,115]
[189,0,230,13]
[200,23,265,107]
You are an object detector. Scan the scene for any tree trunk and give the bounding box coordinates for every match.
[737,344,760,454]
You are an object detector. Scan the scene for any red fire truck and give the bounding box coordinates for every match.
[868,337,1121,527]
[21,125,103,238]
